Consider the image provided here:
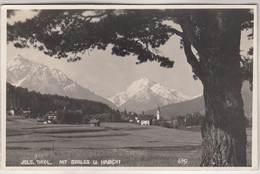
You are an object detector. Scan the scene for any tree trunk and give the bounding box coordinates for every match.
[180,10,248,166]
[198,13,247,166]
[200,46,248,166]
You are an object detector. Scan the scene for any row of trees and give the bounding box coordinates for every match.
[153,112,204,128]
[54,108,122,124]
[181,113,204,127]
[56,109,83,124]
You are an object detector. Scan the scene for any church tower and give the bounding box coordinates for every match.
[156,106,160,120]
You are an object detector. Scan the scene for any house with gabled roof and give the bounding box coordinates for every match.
[138,115,155,126]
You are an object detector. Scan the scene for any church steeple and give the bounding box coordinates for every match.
[156,106,160,120]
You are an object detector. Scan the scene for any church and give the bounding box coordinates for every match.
[156,106,161,120]
[139,106,161,126]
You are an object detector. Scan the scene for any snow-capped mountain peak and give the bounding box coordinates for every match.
[125,78,154,96]
[8,55,71,88]
[7,55,116,108]
[108,78,191,113]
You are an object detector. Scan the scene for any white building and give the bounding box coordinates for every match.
[156,106,161,120]
[139,115,154,126]
[7,109,15,116]
[140,120,150,125]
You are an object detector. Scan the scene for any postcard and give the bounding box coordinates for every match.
[1,4,258,171]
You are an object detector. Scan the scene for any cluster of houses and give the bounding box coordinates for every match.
[129,108,204,128]
[42,111,57,124]
[129,107,161,126]
[7,108,31,118]
[36,110,101,126]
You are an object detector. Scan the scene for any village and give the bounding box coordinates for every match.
[7,106,204,129]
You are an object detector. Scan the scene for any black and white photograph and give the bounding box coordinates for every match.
[1,4,258,169]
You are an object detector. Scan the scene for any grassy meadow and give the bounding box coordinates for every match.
[6,117,252,167]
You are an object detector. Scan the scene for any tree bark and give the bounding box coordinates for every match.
[180,10,248,166]
[201,80,247,166]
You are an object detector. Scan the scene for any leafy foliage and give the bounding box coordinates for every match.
[8,10,176,67]
[241,56,253,90]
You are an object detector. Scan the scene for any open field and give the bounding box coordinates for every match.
[6,117,252,167]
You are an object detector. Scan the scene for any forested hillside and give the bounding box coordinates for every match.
[7,83,114,118]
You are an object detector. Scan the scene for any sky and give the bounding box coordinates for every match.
[6,9,253,98]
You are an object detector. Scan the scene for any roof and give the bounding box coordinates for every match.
[138,115,154,120]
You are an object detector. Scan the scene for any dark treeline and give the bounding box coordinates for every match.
[7,83,114,118]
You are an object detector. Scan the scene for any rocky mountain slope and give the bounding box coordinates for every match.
[7,55,116,108]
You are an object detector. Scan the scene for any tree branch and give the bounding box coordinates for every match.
[183,37,203,80]
[168,28,203,80]
[169,28,184,38]
[80,12,108,22]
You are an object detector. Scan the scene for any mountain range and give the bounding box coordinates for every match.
[108,78,192,113]
[7,55,116,108]
[7,55,252,118]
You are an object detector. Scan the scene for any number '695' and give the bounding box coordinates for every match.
[178,158,188,165]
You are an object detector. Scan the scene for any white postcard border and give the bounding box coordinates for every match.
[0,4,258,171]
